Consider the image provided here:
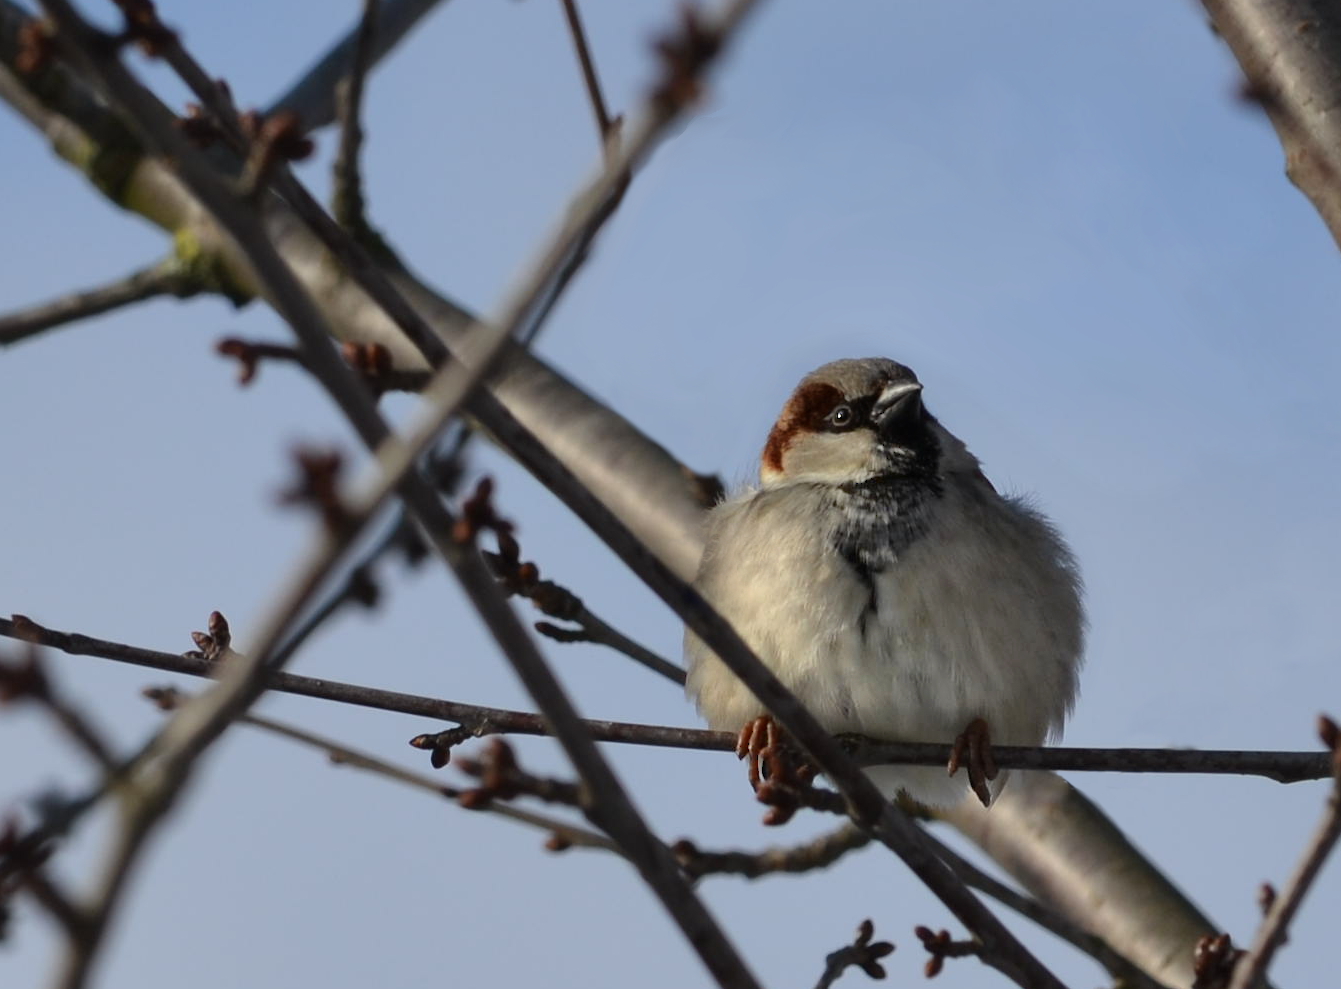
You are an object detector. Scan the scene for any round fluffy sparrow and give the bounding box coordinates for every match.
[684,358,1084,807]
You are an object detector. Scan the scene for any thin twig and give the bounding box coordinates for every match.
[914,926,981,978]
[673,824,871,882]
[0,257,194,347]
[214,336,308,383]
[481,527,685,684]
[6,614,1340,782]
[814,919,894,989]
[451,737,584,808]
[16,867,88,940]
[545,607,686,684]
[0,647,116,773]
[190,2,772,979]
[1227,715,1341,989]
[559,0,614,146]
[144,24,783,982]
[144,687,622,856]
[332,0,377,233]
[1,615,723,750]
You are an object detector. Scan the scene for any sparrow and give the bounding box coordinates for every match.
[684,358,1084,808]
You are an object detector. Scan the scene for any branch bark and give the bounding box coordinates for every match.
[5,615,1333,785]
[941,773,1216,989]
[267,0,451,131]
[0,257,196,346]
[1201,0,1341,248]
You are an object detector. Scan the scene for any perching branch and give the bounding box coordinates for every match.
[4,616,1335,782]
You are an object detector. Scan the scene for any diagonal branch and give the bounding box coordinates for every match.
[1226,716,1341,989]
[332,0,377,234]
[559,0,615,146]
[267,0,451,133]
[922,823,1172,989]
[0,256,196,347]
[1200,0,1341,249]
[940,772,1217,989]
[148,687,623,856]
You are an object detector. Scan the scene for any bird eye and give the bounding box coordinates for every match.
[827,405,855,429]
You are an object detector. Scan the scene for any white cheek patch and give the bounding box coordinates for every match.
[775,431,880,486]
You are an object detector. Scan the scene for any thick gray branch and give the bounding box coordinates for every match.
[267,0,450,131]
[1202,0,1341,248]
[941,773,1216,989]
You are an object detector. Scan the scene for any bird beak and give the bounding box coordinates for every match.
[872,381,924,432]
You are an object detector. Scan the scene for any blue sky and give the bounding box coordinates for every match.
[3,1,1339,987]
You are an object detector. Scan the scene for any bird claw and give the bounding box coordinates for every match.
[948,717,999,808]
[736,714,783,790]
[735,715,818,825]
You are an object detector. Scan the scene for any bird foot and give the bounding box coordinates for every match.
[737,715,791,789]
[735,715,818,825]
[947,717,999,808]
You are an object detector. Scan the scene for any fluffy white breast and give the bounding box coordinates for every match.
[684,475,1083,807]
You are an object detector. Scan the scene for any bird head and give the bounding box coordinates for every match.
[759,358,978,488]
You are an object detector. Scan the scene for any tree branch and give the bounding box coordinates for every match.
[267,0,450,132]
[940,772,1217,989]
[144,687,623,857]
[0,256,196,347]
[331,0,377,234]
[673,824,871,882]
[813,920,894,989]
[559,0,615,146]
[922,823,1172,989]
[4,616,1335,783]
[1201,0,1341,248]
[1226,716,1341,989]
